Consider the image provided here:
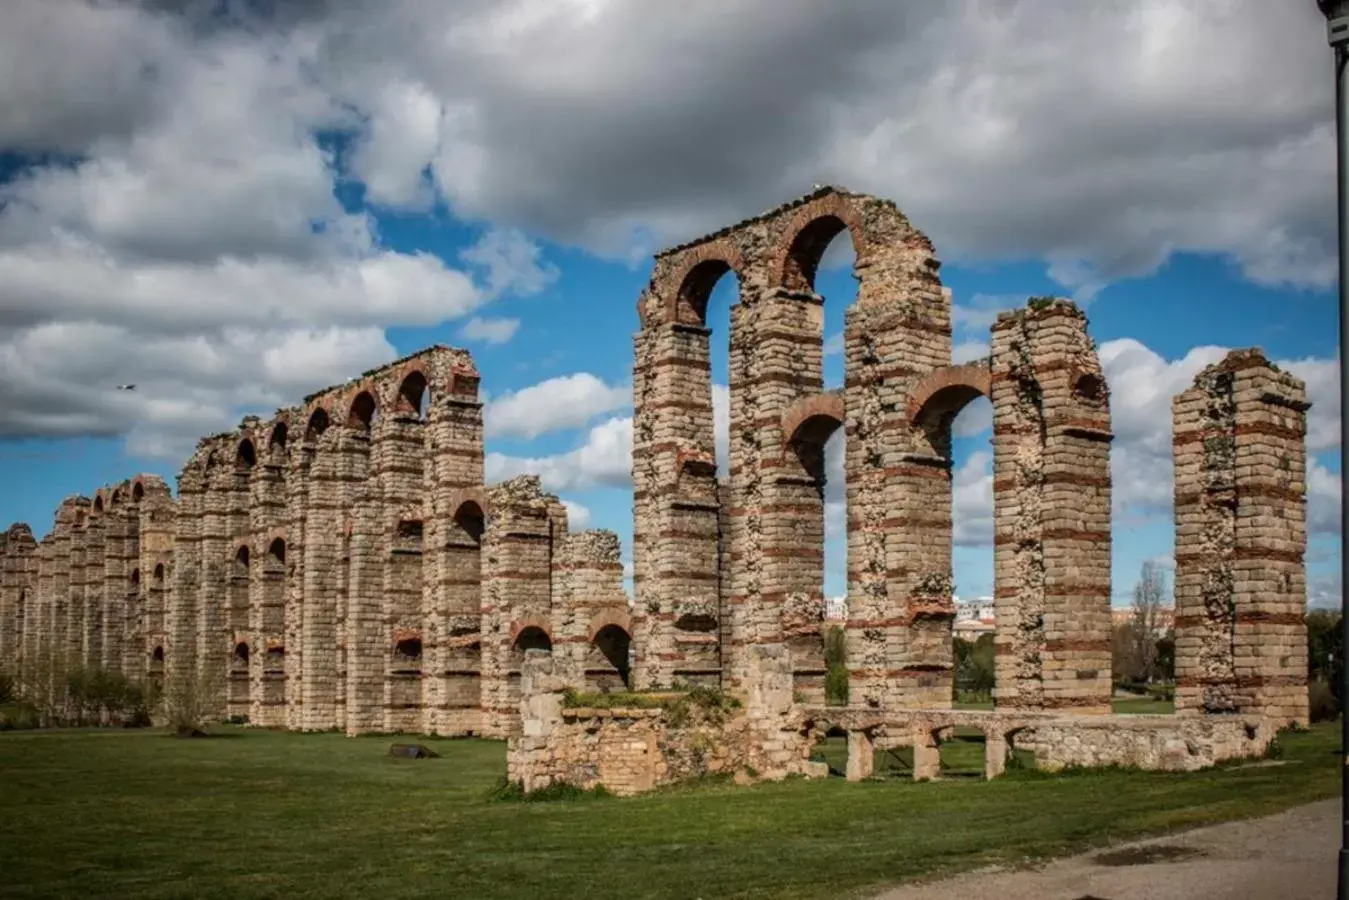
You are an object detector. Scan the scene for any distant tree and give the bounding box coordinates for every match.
[1307,609,1344,702]
[954,633,995,701]
[1131,560,1170,684]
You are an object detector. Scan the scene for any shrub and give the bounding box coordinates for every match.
[824,627,849,707]
[164,669,225,735]
[484,777,610,803]
[0,700,40,731]
[1309,678,1340,724]
[0,671,16,705]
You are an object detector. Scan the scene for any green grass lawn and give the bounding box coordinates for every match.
[0,722,1336,900]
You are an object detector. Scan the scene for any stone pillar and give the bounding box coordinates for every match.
[552,530,630,692]
[84,500,108,671]
[1,526,37,672]
[301,427,343,731]
[480,477,556,737]
[989,300,1112,714]
[54,500,88,686]
[284,433,312,729]
[344,484,383,736]
[425,362,484,735]
[68,507,88,671]
[984,732,1008,780]
[197,453,230,714]
[136,478,174,693]
[732,289,830,702]
[844,289,951,709]
[168,458,205,693]
[912,730,941,781]
[1174,349,1309,726]
[630,314,722,690]
[845,729,874,781]
[100,493,132,676]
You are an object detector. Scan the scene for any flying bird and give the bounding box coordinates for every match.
[116,384,136,391]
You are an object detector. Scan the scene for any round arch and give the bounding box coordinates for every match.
[237,437,257,469]
[305,407,330,441]
[395,367,431,419]
[772,194,871,293]
[661,240,745,327]
[906,363,992,426]
[348,391,377,430]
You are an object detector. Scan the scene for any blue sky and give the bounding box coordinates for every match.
[0,0,1341,611]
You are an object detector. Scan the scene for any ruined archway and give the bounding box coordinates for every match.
[237,438,257,469]
[349,391,377,431]
[305,407,330,442]
[589,622,633,691]
[396,369,431,421]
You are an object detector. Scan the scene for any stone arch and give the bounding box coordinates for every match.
[152,561,166,584]
[266,537,286,565]
[232,641,250,666]
[233,541,250,569]
[130,567,140,586]
[661,240,745,326]
[781,392,845,449]
[348,390,378,430]
[772,193,871,293]
[92,492,105,514]
[510,617,553,649]
[151,646,165,664]
[907,363,991,425]
[236,437,257,469]
[591,622,632,687]
[131,480,145,502]
[587,609,633,643]
[395,366,431,419]
[305,406,330,441]
[110,486,124,507]
[269,421,288,451]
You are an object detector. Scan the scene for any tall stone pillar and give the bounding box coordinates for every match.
[425,361,485,734]
[480,477,556,738]
[630,284,722,690]
[197,452,230,714]
[84,499,108,670]
[1173,349,1309,726]
[344,481,383,736]
[100,492,131,676]
[250,431,288,727]
[136,477,174,689]
[301,427,343,731]
[284,432,313,729]
[989,300,1112,713]
[168,456,206,692]
[1,526,37,674]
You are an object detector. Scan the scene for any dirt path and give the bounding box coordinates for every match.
[875,799,1336,900]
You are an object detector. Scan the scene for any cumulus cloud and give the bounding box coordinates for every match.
[482,373,629,440]
[561,499,591,531]
[953,450,994,548]
[457,316,521,345]
[458,226,560,299]
[485,415,632,491]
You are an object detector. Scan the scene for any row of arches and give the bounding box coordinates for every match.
[228,369,435,469]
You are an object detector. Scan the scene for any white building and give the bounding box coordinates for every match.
[952,596,995,639]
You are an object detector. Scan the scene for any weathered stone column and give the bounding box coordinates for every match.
[135,477,174,690]
[1174,349,1309,726]
[250,428,288,727]
[552,530,631,692]
[480,477,556,738]
[284,425,314,729]
[84,498,109,671]
[332,417,371,733]
[631,277,723,690]
[100,491,131,676]
[425,360,484,735]
[344,483,383,736]
[197,450,230,714]
[168,454,206,692]
[301,426,343,731]
[989,300,1113,713]
[984,732,1009,780]
[68,506,89,671]
[845,729,874,781]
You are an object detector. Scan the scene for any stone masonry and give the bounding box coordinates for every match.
[1173,349,1310,726]
[1,346,630,738]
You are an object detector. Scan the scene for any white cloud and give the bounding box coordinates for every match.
[953,449,994,548]
[951,340,990,366]
[1285,356,1340,453]
[457,316,521,345]
[561,499,591,531]
[713,382,730,475]
[1309,459,1340,537]
[458,226,560,299]
[349,79,443,210]
[823,332,845,357]
[485,415,632,491]
[483,373,629,440]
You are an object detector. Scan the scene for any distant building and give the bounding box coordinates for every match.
[1111,607,1174,637]
[953,597,995,639]
[824,596,847,622]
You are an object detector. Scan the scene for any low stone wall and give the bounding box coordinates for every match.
[1020,714,1272,773]
[508,645,821,796]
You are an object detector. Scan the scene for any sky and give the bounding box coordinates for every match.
[0,0,1341,610]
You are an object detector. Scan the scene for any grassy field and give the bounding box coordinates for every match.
[0,722,1335,900]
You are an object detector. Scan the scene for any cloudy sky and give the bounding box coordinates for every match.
[0,0,1340,608]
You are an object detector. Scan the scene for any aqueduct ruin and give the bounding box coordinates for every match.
[0,188,1311,769]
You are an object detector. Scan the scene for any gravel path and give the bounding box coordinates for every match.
[875,799,1336,900]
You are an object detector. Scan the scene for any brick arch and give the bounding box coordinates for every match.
[781,391,845,447]
[449,487,492,521]
[660,240,746,327]
[772,193,872,293]
[509,615,553,646]
[392,361,432,415]
[906,363,992,424]
[303,404,331,440]
[230,538,252,562]
[587,609,633,643]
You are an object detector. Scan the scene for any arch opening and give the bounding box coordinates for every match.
[233,642,250,664]
[237,438,257,469]
[591,624,632,688]
[269,422,288,451]
[349,391,377,431]
[305,407,330,442]
[782,214,855,295]
[153,562,165,584]
[394,638,423,662]
[130,568,140,586]
[453,502,485,544]
[132,482,144,501]
[947,393,995,709]
[151,646,165,663]
[513,626,552,654]
[267,538,286,565]
[93,495,104,513]
[235,545,250,570]
[397,370,430,421]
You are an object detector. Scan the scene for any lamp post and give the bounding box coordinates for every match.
[1321,3,1349,899]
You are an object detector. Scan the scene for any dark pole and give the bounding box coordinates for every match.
[1323,4,1349,900]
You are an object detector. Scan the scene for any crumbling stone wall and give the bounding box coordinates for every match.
[2,345,634,737]
[508,644,819,796]
[1173,349,1309,726]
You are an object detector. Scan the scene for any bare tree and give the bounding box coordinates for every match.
[1131,560,1170,683]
